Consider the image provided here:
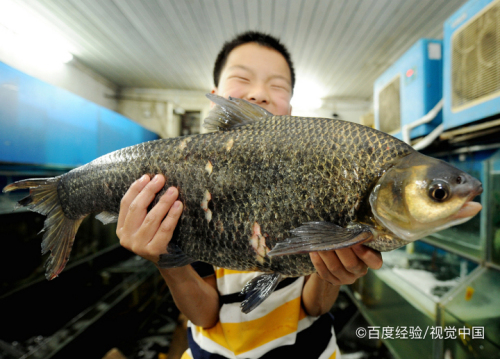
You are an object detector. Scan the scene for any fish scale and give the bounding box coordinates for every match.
[138,115,412,277]
[3,94,482,313]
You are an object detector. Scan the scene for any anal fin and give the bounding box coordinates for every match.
[267,222,373,257]
[158,243,195,268]
[241,272,282,314]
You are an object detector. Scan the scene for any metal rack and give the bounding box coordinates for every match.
[7,258,159,359]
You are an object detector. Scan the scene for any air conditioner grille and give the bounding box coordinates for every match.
[378,76,400,133]
[452,0,500,109]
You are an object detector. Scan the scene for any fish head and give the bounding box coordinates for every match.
[369,152,483,242]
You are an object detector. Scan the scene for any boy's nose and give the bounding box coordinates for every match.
[246,86,270,105]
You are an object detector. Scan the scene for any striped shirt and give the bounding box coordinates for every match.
[181,266,339,359]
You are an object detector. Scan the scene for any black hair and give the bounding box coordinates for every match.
[213,31,295,93]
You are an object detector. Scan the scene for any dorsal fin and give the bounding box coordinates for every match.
[203,94,273,131]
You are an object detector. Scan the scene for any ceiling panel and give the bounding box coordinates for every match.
[12,0,468,100]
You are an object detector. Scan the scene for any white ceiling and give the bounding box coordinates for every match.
[13,0,468,101]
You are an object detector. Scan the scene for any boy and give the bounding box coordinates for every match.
[117,31,382,358]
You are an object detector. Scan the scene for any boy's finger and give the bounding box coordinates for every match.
[117,175,150,229]
[138,187,179,244]
[317,251,358,285]
[122,174,165,233]
[149,200,184,254]
[335,248,368,275]
[310,252,340,285]
[352,245,383,270]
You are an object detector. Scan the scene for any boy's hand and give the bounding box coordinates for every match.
[117,174,219,327]
[117,174,183,264]
[309,245,383,285]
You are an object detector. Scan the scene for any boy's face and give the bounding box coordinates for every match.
[212,42,293,116]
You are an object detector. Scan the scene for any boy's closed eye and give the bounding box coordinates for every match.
[231,76,250,82]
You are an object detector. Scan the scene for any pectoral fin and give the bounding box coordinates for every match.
[267,222,373,257]
[241,272,282,314]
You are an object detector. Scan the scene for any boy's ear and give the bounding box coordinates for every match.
[210,88,218,108]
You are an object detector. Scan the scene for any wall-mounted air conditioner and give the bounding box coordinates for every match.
[443,0,500,130]
[374,39,443,140]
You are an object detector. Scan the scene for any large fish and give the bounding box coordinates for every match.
[3,94,482,313]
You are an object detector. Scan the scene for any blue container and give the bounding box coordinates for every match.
[374,38,443,140]
[443,0,500,130]
[0,61,157,167]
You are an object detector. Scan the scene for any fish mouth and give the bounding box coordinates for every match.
[453,201,482,219]
[453,180,483,220]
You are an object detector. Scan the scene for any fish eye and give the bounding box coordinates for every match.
[428,181,450,202]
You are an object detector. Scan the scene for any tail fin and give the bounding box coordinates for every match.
[3,178,84,280]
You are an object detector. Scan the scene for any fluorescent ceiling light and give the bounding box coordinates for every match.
[291,78,325,110]
[0,0,73,65]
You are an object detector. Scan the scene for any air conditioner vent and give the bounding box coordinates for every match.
[452,0,500,110]
[378,76,400,133]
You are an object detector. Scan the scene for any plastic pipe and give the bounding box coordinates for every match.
[402,98,444,147]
